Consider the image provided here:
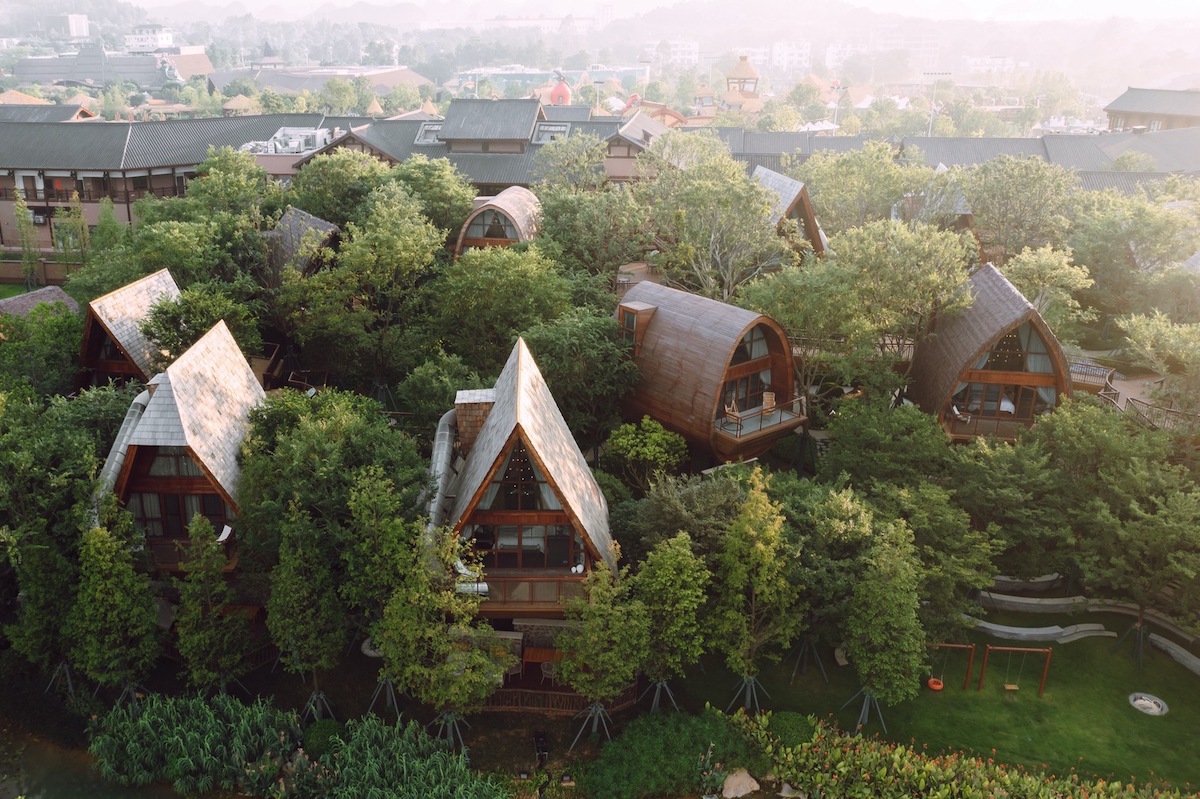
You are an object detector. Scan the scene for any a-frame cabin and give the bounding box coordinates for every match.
[444,339,614,619]
[109,321,265,571]
[78,268,179,388]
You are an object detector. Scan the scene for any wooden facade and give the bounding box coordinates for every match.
[109,321,264,572]
[617,282,805,462]
[908,264,1072,442]
[446,340,614,619]
[454,186,541,257]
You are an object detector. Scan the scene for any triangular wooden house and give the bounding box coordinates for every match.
[78,269,180,388]
[444,339,613,619]
[908,264,1072,441]
[109,321,265,571]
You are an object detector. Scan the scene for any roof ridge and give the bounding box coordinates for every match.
[120,120,132,168]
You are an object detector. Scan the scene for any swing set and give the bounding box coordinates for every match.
[926,643,976,691]
[976,645,1053,697]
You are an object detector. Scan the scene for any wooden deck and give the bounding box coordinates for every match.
[483,667,638,715]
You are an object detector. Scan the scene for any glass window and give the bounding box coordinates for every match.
[466,210,517,240]
[620,309,637,342]
[482,441,562,511]
[731,325,770,365]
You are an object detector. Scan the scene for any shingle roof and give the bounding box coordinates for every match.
[907,264,1069,415]
[88,269,180,379]
[903,136,1048,167]
[752,165,806,224]
[543,105,594,122]
[0,114,329,170]
[0,285,79,317]
[1104,87,1200,119]
[0,104,93,123]
[1075,171,1168,195]
[264,206,340,275]
[448,339,614,570]
[1094,127,1200,174]
[127,321,264,505]
[439,98,543,141]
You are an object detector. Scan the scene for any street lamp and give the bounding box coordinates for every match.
[924,71,952,137]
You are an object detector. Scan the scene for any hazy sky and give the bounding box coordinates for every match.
[134,0,1200,22]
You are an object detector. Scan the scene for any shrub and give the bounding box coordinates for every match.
[577,707,756,799]
[303,718,346,759]
[763,711,816,748]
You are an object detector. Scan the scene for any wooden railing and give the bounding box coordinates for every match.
[1068,358,1124,394]
[483,680,638,716]
[1126,398,1200,432]
[716,399,805,439]
[0,186,185,204]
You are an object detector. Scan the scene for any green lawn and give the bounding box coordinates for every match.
[677,614,1200,791]
[0,284,24,300]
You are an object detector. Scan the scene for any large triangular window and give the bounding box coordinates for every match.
[480,440,562,511]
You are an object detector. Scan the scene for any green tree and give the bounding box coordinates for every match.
[14,189,41,290]
[54,191,89,267]
[819,402,954,488]
[394,349,486,446]
[788,141,925,236]
[140,281,262,370]
[66,502,161,692]
[282,183,442,388]
[601,416,688,496]
[289,148,392,228]
[432,245,572,375]
[1111,151,1157,172]
[267,505,347,692]
[709,468,807,711]
[557,560,650,728]
[389,154,476,236]
[375,529,511,739]
[632,533,710,711]
[90,197,128,256]
[961,155,1076,264]
[175,514,254,692]
[828,220,974,374]
[1120,312,1200,420]
[0,300,84,396]
[531,132,608,193]
[522,309,640,456]
[319,77,357,114]
[843,518,926,710]
[636,130,794,301]
[384,84,420,113]
[534,184,651,277]
[999,245,1094,334]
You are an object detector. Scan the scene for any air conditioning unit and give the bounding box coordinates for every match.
[32,214,47,225]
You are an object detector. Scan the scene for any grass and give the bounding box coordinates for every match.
[0,284,25,300]
[677,612,1200,792]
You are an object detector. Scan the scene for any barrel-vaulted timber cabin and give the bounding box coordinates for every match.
[440,339,615,619]
[908,264,1071,442]
[617,281,805,462]
[453,185,541,257]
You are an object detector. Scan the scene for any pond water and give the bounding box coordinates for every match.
[0,724,179,799]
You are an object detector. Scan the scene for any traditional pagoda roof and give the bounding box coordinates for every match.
[87,269,180,380]
[447,339,614,571]
[125,321,264,505]
[728,55,760,81]
[222,94,255,112]
[0,285,79,317]
[907,264,1071,415]
[365,96,384,116]
[1104,87,1200,119]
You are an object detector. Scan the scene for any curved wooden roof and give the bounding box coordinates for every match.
[908,264,1071,415]
[620,282,793,450]
[454,185,541,255]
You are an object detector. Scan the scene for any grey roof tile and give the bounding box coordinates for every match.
[88,269,180,379]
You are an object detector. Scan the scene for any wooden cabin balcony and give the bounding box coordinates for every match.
[471,572,585,619]
[145,535,238,574]
[944,414,1034,442]
[484,672,638,716]
[716,398,805,439]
